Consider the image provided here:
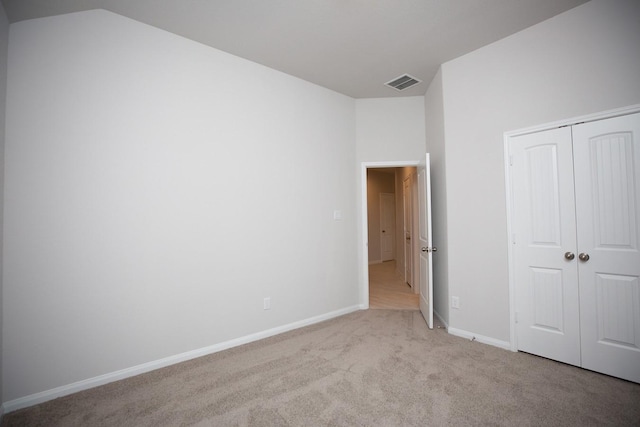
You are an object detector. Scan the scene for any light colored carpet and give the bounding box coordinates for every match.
[3,309,639,426]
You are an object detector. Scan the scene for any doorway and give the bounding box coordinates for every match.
[364,165,418,309]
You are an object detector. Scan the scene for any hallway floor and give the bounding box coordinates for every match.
[368,260,419,310]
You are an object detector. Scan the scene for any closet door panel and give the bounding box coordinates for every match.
[573,112,640,383]
[510,127,581,366]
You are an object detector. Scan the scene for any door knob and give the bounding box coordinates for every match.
[564,252,575,260]
[578,253,590,262]
[432,247,437,252]
[421,247,429,252]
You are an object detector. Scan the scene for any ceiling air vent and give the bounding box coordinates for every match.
[385,74,422,91]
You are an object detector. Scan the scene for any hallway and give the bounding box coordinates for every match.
[369,260,419,310]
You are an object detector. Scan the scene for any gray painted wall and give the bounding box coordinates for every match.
[3,9,357,402]
[424,69,449,326]
[0,0,9,410]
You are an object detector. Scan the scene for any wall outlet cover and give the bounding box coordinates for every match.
[452,296,460,309]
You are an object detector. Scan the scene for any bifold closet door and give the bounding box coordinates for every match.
[572,113,640,383]
[511,126,581,367]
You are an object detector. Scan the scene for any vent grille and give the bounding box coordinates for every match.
[385,74,422,91]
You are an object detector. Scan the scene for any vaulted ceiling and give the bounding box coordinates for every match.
[1,0,589,98]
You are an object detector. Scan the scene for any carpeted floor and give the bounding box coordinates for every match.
[3,309,639,426]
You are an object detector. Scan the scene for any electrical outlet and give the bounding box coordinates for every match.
[451,296,460,309]
[263,297,271,310]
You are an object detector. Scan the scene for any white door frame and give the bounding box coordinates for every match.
[361,161,419,308]
[503,103,640,352]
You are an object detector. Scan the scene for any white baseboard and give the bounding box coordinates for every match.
[447,327,511,351]
[3,305,363,414]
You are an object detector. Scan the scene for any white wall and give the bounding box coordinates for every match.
[0,0,9,410]
[3,10,358,402]
[356,97,426,164]
[424,69,448,326]
[441,0,640,342]
[355,97,425,303]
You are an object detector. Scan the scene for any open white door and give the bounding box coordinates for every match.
[403,177,413,287]
[417,153,434,329]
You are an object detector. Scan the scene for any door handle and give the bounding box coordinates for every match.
[578,253,590,262]
[432,247,437,252]
[421,247,429,252]
[564,252,575,260]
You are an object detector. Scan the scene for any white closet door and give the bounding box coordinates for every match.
[573,112,640,383]
[511,127,581,366]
